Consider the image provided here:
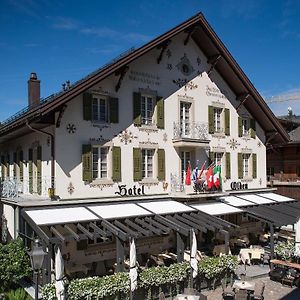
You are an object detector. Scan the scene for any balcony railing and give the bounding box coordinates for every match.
[173,121,209,141]
[0,176,53,199]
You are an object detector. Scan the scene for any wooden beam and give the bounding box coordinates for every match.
[207,54,221,75]
[135,218,162,235]
[144,217,170,233]
[156,40,171,64]
[183,26,199,45]
[155,215,189,236]
[183,213,214,231]
[115,66,129,92]
[116,237,125,272]
[124,219,150,236]
[174,214,207,233]
[114,220,139,238]
[64,225,80,241]
[50,226,65,242]
[77,223,94,240]
[101,220,127,241]
[165,215,197,234]
[55,105,67,128]
[89,222,108,237]
[236,93,250,112]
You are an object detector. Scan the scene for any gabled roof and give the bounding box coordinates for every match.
[0,12,289,144]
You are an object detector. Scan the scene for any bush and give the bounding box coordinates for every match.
[5,288,33,300]
[0,239,32,292]
[275,241,295,261]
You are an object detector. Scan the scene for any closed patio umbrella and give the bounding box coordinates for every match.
[129,238,138,292]
[190,229,198,278]
[55,246,65,300]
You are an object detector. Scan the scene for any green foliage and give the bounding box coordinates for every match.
[40,284,56,300]
[275,241,296,261]
[5,288,33,300]
[0,239,32,292]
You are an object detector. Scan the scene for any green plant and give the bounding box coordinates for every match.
[5,288,33,300]
[0,239,32,292]
[41,284,56,300]
[275,241,295,261]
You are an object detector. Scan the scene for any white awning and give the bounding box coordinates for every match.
[138,200,194,214]
[26,207,98,225]
[219,196,254,207]
[236,194,275,205]
[257,192,296,203]
[191,202,243,216]
[87,203,152,219]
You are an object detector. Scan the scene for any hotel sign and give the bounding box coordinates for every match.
[115,184,146,197]
[230,181,248,190]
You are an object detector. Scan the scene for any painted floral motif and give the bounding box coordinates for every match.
[66,123,76,134]
[68,182,75,195]
[227,138,240,150]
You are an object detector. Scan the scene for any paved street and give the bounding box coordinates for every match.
[201,276,300,300]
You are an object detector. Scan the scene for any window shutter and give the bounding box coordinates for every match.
[238,117,243,137]
[109,97,119,123]
[133,92,141,126]
[37,146,42,195]
[19,150,24,181]
[28,149,33,193]
[156,96,164,129]
[252,153,257,179]
[133,148,142,181]
[157,149,165,181]
[83,93,92,121]
[250,119,256,139]
[77,239,88,250]
[238,153,243,179]
[224,108,230,136]
[209,151,214,165]
[208,106,214,134]
[13,152,17,178]
[226,152,231,179]
[112,146,121,182]
[82,144,92,182]
[1,156,4,180]
[6,154,10,177]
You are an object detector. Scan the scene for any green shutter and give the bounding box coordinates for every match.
[37,146,42,195]
[252,153,257,179]
[238,117,243,137]
[250,119,256,139]
[156,96,164,129]
[13,152,17,178]
[238,153,243,179]
[28,149,33,193]
[112,146,121,182]
[208,106,214,134]
[82,144,92,182]
[133,148,142,181]
[109,97,119,123]
[19,150,23,181]
[133,92,141,126]
[83,93,92,121]
[157,149,165,181]
[226,152,231,179]
[224,108,230,136]
[77,239,88,250]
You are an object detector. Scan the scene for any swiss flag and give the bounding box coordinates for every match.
[206,166,214,190]
[185,162,191,186]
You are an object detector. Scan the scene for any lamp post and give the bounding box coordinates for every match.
[29,239,46,300]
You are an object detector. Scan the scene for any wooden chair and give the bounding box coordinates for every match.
[281,268,296,288]
[235,289,248,300]
[253,282,265,300]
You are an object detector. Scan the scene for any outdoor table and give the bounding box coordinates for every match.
[238,248,251,265]
[233,280,254,291]
[65,263,89,276]
[213,244,231,256]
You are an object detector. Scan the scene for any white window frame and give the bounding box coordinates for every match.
[242,118,250,136]
[215,152,223,167]
[214,107,223,133]
[141,94,155,125]
[92,95,109,123]
[180,151,191,183]
[180,102,192,137]
[242,153,251,178]
[92,146,109,180]
[142,149,154,178]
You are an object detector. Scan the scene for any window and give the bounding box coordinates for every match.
[92,96,108,122]
[141,95,155,125]
[92,146,108,179]
[215,152,223,166]
[181,151,191,183]
[242,153,251,178]
[180,102,191,137]
[142,149,154,178]
[214,108,222,133]
[242,118,250,136]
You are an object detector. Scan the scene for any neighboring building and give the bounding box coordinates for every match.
[0,13,290,284]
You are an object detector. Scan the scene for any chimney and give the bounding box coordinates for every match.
[28,72,40,108]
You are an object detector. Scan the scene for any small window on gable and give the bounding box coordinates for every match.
[141,95,155,125]
[92,96,108,123]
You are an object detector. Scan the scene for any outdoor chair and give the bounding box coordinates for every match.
[281,268,297,288]
[221,278,235,299]
[235,289,248,300]
[252,282,265,300]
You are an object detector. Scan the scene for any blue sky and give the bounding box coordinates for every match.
[1,0,300,121]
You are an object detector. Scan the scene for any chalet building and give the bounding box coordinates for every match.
[1,13,298,285]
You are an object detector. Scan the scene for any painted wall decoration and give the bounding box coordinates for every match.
[173,79,198,91]
[68,182,75,195]
[118,130,136,145]
[206,85,228,99]
[176,53,195,76]
[166,49,172,58]
[227,138,240,150]
[128,70,160,86]
[66,123,76,134]
[167,63,173,70]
